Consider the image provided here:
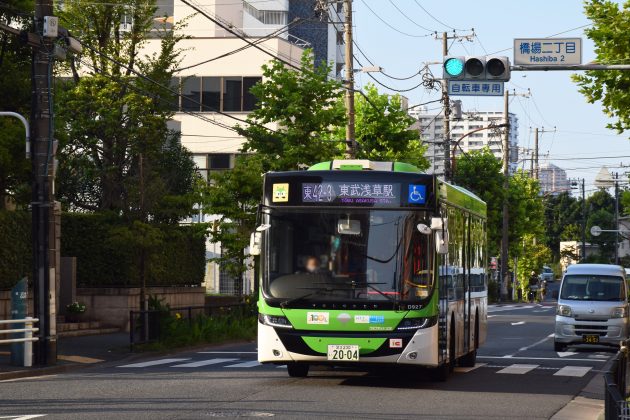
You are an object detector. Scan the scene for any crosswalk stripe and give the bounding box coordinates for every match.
[225,360,261,368]
[171,358,238,368]
[454,363,486,373]
[554,366,592,377]
[497,364,538,374]
[118,358,190,368]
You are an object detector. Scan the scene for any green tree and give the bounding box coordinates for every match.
[239,51,346,171]
[573,0,630,133]
[331,84,429,169]
[516,234,552,297]
[508,171,546,256]
[56,0,196,221]
[0,1,33,209]
[203,155,264,294]
[452,148,504,257]
[542,192,581,259]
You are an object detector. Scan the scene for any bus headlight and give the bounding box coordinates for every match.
[259,313,293,329]
[612,307,627,319]
[397,316,436,331]
[557,305,573,317]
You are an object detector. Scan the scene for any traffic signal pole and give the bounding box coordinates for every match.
[441,33,451,181]
[500,89,509,301]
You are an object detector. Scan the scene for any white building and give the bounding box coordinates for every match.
[538,162,570,195]
[410,108,519,176]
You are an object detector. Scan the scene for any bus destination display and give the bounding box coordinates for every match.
[301,182,400,205]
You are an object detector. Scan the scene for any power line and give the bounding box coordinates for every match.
[387,0,436,33]
[354,54,424,93]
[412,0,465,31]
[359,0,434,38]
[353,40,422,80]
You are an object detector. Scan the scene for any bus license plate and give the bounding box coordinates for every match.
[327,345,359,361]
[583,334,600,344]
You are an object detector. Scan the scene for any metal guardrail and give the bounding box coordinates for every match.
[129,304,248,351]
[604,341,630,419]
[0,317,39,367]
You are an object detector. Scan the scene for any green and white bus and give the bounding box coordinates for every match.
[251,160,487,379]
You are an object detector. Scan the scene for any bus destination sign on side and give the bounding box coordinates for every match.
[302,182,400,205]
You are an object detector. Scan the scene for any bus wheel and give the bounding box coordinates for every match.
[459,318,478,368]
[287,363,309,377]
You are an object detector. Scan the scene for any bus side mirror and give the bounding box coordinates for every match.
[431,217,449,254]
[249,232,262,256]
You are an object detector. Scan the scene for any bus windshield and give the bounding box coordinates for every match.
[262,209,434,304]
[560,275,626,301]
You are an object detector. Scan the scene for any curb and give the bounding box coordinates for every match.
[0,339,255,380]
[0,363,87,381]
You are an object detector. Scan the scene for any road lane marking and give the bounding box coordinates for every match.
[554,366,592,377]
[557,351,579,358]
[454,363,486,373]
[511,321,525,326]
[0,375,57,383]
[478,355,606,363]
[517,333,554,352]
[225,360,262,368]
[57,355,104,364]
[0,416,47,419]
[497,364,538,374]
[171,358,238,368]
[118,358,190,368]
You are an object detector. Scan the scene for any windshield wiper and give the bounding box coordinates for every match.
[279,285,347,308]
[344,281,395,302]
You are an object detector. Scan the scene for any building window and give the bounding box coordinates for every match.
[173,76,261,113]
[201,77,221,111]
[193,154,234,181]
[182,77,201,111]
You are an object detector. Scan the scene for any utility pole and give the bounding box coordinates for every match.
[581,178,586,262]
[615,172,620,265]
[32,0,56,365]
[500,89,529,301]
[343,0,355,158]
[533,127,538,180]
[500,88,510,301]
[435,31,474,181]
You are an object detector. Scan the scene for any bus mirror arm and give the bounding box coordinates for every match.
[249,232,262,256]
[431,217,449,254]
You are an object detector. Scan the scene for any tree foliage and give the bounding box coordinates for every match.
[452,148,504,256]
[573,0,630,133]
[331,84,429,170]
[0,1,33,209]
[238,52,345,171]
[56,0,196,221]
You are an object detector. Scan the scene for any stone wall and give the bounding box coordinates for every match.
[76,286,206,331]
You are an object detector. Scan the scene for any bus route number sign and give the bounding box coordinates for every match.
[301,182,400,205]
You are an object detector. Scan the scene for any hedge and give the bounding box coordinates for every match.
[0,211,32,290]
[0,211,206,289]
[61,213,206,287]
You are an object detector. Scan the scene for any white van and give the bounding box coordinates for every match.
[555,264,628,351]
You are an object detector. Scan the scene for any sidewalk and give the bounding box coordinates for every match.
[0,331,129,380]
[550,373,605,420]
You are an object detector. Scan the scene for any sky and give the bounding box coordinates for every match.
[350,0,630,193]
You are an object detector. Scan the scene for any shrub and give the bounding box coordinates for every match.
[61,213,206,287]
[0,211,31,290]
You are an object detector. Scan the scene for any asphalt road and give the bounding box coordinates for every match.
[0,301,612,420]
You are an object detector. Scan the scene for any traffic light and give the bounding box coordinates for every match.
[443,56,511,81]
[443,56,465,80]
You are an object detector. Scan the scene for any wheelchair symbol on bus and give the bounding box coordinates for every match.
[408,185,426,204]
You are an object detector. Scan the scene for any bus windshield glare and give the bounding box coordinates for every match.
[262,209,434,304]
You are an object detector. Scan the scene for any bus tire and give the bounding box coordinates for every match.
[432,319,455,381]
[287,363,309,377]
[459,316,478,368]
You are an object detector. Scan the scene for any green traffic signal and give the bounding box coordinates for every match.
[444,57,464,77]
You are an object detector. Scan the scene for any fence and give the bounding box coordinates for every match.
[0,317,39,367]
[604,341,630,419]
[129,304,248,351]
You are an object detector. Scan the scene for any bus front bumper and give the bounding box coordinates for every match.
[257,323,439,367]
